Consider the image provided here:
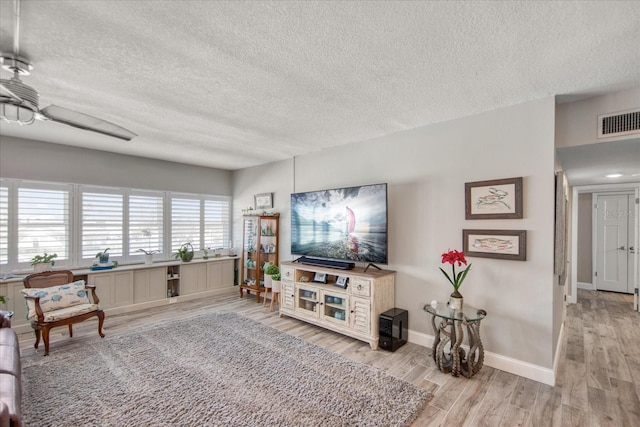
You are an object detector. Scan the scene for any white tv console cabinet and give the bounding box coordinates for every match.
[279,261,395,349]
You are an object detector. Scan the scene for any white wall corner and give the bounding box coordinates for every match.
[408,328,556,386]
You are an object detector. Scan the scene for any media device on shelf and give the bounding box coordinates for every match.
[291,183,388,271]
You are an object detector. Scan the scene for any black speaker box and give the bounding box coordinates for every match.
[379,308,408,352]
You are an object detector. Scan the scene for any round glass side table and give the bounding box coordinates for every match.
[424,302,487,378]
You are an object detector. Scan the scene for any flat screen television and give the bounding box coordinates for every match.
[291,183,388,265]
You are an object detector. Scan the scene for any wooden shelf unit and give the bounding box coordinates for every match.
[240,213,279,302]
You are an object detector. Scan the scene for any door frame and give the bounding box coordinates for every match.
[569,182,639,305]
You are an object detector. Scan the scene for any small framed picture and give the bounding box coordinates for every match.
[254,193,273,209]
[313,272,327,283]
[465,177,523,219]
[463,229,527,261]
[335,276,349,288]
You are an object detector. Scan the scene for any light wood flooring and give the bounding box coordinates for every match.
[16,288,640,426]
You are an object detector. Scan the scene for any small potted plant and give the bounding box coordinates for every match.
[439,249,472,310]
[174,243,194,262]
[96,248,110,264]
[31,252,58,272]
[136,249,159,264]
[263,263,279,289]
[202,248,209,260]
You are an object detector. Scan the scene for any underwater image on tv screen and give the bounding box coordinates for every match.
[291,183,388,264]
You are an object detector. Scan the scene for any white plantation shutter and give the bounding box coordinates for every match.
[17,185,70,263]
[171,197,201,251]
[0,185,8,265]
[204,199,230,249]
[1,179,231,270]
[129,193,163,254]
[81,190,123,259]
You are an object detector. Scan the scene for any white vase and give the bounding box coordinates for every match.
[271,280,281,293]
[144,254,153,265]
[34,262,52,272]
[264,274,272,289]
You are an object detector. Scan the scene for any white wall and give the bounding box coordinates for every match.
[0,136,232,195]
[556,87,640,148]
[233,97,558,381]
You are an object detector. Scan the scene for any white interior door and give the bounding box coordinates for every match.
[595,193,633,293]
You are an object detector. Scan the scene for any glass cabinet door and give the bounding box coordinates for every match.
[296,285,319,317]
[242,217,258,286]
[321,291,348,325]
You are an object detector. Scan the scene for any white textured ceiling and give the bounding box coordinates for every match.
[1,1,639,174]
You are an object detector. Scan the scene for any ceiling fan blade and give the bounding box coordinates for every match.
[39,105,137,141]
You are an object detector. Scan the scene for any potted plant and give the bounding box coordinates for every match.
[136,249,159,264]
[31,252,58,272]
[202,248,209,260]
[174,243,194,262]
[96,248,110,264]
[439,249,472,310]
[263,263,279,289]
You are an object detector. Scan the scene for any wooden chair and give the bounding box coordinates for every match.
[22,270,105,356]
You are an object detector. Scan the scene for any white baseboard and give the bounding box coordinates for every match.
[408,329,555,386]
[577,281,594,290]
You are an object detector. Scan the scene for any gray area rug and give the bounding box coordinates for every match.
[22,312,430,426]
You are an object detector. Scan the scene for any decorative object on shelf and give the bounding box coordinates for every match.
[439,249,471,310]
[202,248,209,260]
[465,177,523,220]
[254,192,273,209]
[335,276,349,288]
[462,229,527,261]
[30,252,58,272]
[136,248,159,264]
[96,248,110,264]
[174,243,195,262]
[313,272,327,283]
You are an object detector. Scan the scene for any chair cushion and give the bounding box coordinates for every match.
[21,280,92,319]
[38,303,100,322]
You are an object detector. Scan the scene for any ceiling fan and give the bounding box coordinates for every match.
[0,0,137,141]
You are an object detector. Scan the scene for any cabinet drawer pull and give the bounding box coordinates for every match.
[357,284,362,290]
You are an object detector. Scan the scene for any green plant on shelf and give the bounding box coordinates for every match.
[30,252,58,266]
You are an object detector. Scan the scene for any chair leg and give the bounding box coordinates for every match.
[97,311,106,338]
[33,328,41,350]
[42,326,51,356]
[270,291,279,312]
[68,324,73,337]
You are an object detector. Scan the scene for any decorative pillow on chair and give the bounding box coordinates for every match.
[21,280,92,319]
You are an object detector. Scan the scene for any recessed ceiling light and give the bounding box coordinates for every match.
[605,173,623,178]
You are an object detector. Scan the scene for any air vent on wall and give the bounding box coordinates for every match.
[597,108,640,139]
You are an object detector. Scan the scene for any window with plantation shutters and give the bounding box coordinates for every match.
[0,178,231,271]
[205,199,230,249]
[129,193,163,255]
[81,189,123,259]
[171,196,201,252]
[17,185,70,263]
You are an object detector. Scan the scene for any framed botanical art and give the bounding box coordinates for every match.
[463,229,527,261]
[254,192,273,209]
[465,177,523,219]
